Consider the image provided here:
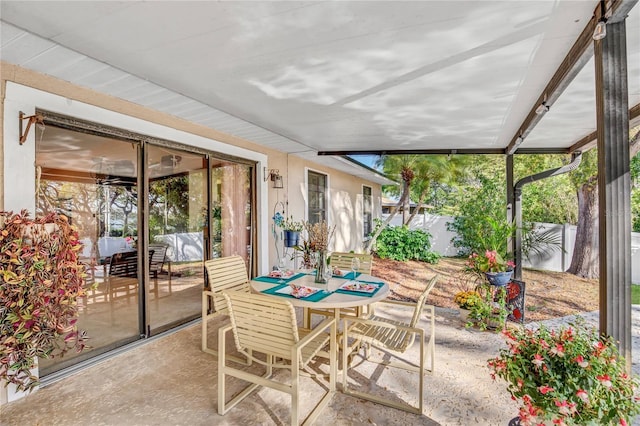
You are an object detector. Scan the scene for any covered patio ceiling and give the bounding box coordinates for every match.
[1,1,638,165]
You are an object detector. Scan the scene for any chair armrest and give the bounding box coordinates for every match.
[369,300,435,318]
[296,317,336,350]
[376,299,415,308]
[343,316,422,334]
[219,323,233,335]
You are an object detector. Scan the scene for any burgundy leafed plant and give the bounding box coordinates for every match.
[0,210,88,391]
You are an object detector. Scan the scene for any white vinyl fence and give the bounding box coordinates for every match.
[384,213,640,284]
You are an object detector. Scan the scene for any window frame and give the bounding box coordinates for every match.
[306,169,328,225]
[362,184,373,238]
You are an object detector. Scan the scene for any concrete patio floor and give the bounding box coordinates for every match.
[1,305,638,426]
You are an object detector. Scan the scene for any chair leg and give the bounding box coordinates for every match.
[202,292,249,365]
[217,326,227,415]
[342,325,424,414]
[201,291,209,353]
[217,325,260,415]
[291,354,299,426]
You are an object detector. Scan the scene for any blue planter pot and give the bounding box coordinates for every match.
[283,230,300,248]
[485,271,513,287]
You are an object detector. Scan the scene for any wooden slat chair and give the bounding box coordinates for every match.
[218,291,336,426]
[201,255,251,358]
[149,244,172,294]
[330,252,373,274]
[305,252,374,326]
[341,274,438,415]
[107,249,158,302]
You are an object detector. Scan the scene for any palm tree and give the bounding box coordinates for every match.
[364,155,414,253]
[404,155,471,225]
[364,154,471,253]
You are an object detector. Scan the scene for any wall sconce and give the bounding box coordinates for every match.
[19,111,45,145]
[264,168,284,189]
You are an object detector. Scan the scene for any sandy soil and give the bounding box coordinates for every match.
[372,256,599,323]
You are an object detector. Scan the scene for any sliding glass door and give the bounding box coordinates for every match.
[34,118,256,377]
[36,126,142,375]
[146,145,207,333]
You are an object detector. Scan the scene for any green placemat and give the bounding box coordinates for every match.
[261,283,332,302]
[253,272,306,284]
[333,271,361,280]
[335,281,384,298]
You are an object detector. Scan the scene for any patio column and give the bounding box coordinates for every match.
[506,154,520,279]
[594,19,632,369]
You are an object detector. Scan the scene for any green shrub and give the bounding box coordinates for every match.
[373,220,440,263]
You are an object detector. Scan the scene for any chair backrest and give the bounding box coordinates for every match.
[409,274,438,327]
[108,249,155,279]
[109,250,140,278]
[330,252,373,274]
[204,255,250,314]
[149,244,168,273]
[223,291,299,360]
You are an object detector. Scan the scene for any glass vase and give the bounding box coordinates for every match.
[315,250,329,284]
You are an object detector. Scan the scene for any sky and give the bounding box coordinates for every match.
[349,154,380,170]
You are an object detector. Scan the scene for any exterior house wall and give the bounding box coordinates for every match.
[266,155,382,270]
[1,63,381,274]
[0,64,382,403]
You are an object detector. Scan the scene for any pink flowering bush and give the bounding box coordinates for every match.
[488,319,640,425]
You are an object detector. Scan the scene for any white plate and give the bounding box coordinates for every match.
[275,286,321,298]
[339,281,377,293]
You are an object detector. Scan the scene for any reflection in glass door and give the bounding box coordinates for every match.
[147,146,207,332]
[33,119,256,378]
[210,161,253,270]
[35,125,141,375]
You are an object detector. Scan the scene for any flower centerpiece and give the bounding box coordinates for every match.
[488,319,640,425]
[467,249,515,286]
[305,221,335,283]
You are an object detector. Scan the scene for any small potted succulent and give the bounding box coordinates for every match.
[0,210,88,392]
[488,319,640,425]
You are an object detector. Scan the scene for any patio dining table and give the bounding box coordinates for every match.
[250,271,389,328]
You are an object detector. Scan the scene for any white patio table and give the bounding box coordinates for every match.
[250,272,389,328]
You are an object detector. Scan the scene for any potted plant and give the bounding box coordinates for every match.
[467,250,515,287]
[281,216,303,248]
[453,289,482,324]
[0,210,88,392]
[488,319,640,425]
[466,284,510,331]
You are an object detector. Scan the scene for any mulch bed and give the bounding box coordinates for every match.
[371,256,599,323]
